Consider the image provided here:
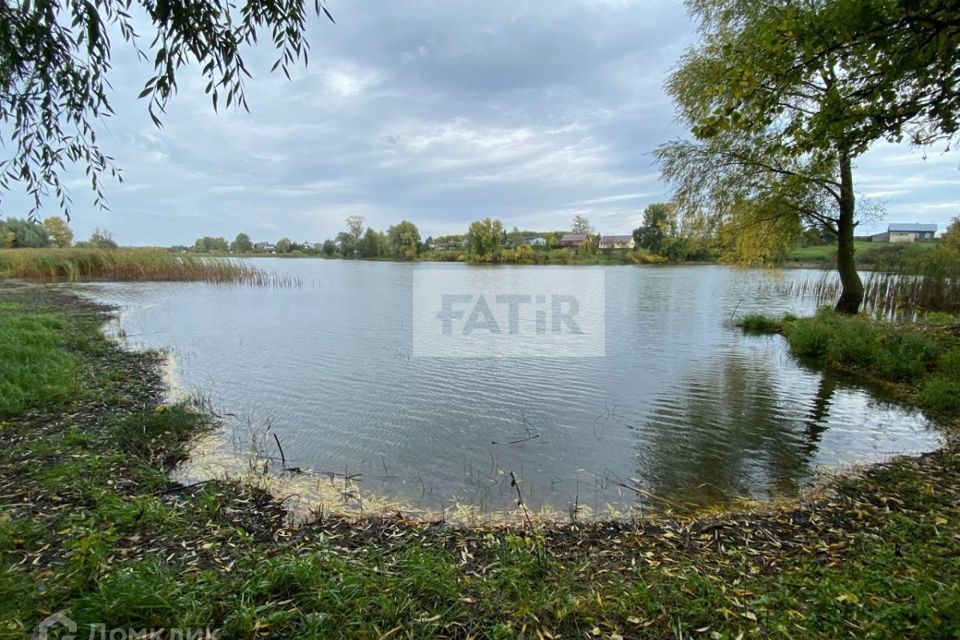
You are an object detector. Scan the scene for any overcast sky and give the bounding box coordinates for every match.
[7,0,959,245]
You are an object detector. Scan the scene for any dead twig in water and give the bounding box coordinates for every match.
[491,434,541,445]
[510,471,533,528]
[273,433,287,470]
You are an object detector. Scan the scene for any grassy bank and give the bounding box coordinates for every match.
[784,240,940,268]
[739,310,960,413]
[2,285,959,639]
[0,248,268,283]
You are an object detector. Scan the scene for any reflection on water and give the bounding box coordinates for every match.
[641,354,849,508]
[78,261,941,519]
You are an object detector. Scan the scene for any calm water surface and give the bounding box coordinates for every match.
[80,261,941,517]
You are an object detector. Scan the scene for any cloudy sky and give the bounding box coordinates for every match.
[8,0,959,245]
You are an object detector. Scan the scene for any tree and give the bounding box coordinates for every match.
[467,218,504,260]
[506,226,524,248]
[572,215,592,235]
[193,236,228,252]
[337,216,367,259]
[87,228,117,249]
[231,233,253,253]
[387,221,421,260]
[336,231,356,258]
[0,218,51,247]
[276,237,293,254]
[632,203,678,254]
[43,217,73,248]
[345,216,366,242]
[358,227,386,258]
[657,0,959,314]
[322,239,337,257]
[1,0,335,216]
[943,217,960,254]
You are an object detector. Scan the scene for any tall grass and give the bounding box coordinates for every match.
[0,248,298,285]
[775,253,960,318]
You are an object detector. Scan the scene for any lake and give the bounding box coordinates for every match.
[80,260,941,519]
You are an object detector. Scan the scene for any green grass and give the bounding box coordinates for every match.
[785,240,939,266]
[2,284,960,639]
[0,312,80,417]
[737,312,796,333]
[739,309,960,414]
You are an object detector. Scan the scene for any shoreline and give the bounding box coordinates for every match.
[2,282,958,637]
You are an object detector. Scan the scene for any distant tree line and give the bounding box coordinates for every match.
[0,217,115,249]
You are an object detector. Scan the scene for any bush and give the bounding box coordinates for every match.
[781,311,937,381]
[783,313,834,357]
[920,375,960,413]
[774,311,960,413]
[737,314,783,333]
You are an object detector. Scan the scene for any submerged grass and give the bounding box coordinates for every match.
[2,284,959,639]
[0,248,285,284]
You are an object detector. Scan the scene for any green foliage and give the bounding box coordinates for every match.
[193,236,229,253]
[359,227,387,258]
[387,220,420,260]
[336,231,356,258]
[658,0,959,310]
[737,313,789,334]
[467,217,504,260]
[275,237,293,254]
[944,217,960,253]
[336,216,371,259]
[0,0,334,216]
[785,312,932,379]
[632,202,677,254]
[42,217,73,248]
[743,309,960,414]
[230,233,253,253]
[0,218,51,248]
[81,228,118,249]
[321,239,336,256]
[920,375,960,414]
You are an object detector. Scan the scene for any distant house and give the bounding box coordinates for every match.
[524,236,547,247]
[254,242,277,253]
[599,234,635,250]
[431,236,465,251]
[558,233,590,248]
[870,223,937,243]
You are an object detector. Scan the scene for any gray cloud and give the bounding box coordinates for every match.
[3,0,958,244]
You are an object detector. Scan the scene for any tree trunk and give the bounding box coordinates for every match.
[835,149,863,314]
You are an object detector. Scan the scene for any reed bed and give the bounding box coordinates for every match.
[775,270,960,318]
[0,248,301,286]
